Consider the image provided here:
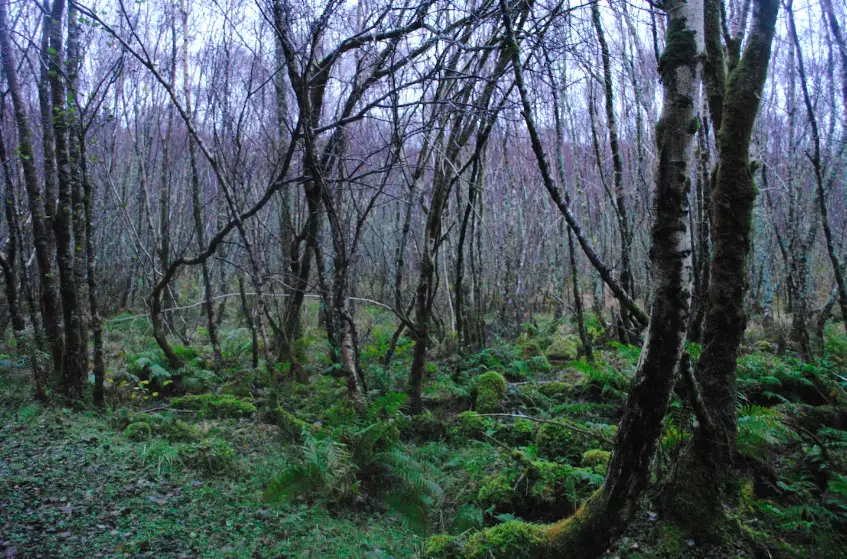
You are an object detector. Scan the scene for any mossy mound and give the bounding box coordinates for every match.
[581,449,610,468]
[475,372,507,414]
[266,407,313,440]
[536,423,577,462]
[537,382,574,400]
[123,421,152,442]
[187,438,238,475]
[477,459,602,522]
[161,419,202,442]
[545,334,580,362]
[403,411,448,442]
[170,394,256,418]
[499,418,536,446]
[426,520,549,558]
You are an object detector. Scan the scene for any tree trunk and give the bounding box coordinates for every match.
[473,1,701,554]
[49,0,89,399]
[667,0,780,533]
[0,0,65,380]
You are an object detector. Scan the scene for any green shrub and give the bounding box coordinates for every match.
[140,439,182,475]
[170,394,256,418]
[736,405,792,460]
[124,422,152,442]
[475,372,507,413]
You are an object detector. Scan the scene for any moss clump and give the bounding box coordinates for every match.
[187,438,238,476]
[537,382,573,400]
[170,394,256,419]
[657,17,698,88]
[454,411,495,440]
[267,407,312,440]
[424,534,461,558]
[124,421,152,442]
[181,369,221,394]
[536,423,575,461]
[403,411,448,442]
[658,522,686,555]
[477,459,602,522]
[115,409,166,431]
[500,418,536,446]
[478,473,515,510]
[161,419,201,442]
[545,334,580,362]
[581,449,610,469]
[475,372,507,414]
[462,520,548,558]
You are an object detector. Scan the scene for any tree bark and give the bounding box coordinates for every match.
[479,0,701,554]
[667,0,780,532]
[0,0,65,379]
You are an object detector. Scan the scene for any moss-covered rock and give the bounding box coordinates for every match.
[124,421,152,442]
[477,459,602,522]
[536,423,575,461]
[475,372,507,413]
[545,334,580,362]
[170,394,256,419]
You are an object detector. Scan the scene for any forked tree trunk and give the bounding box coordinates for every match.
[666,0,779,533]
[487,0,702,554]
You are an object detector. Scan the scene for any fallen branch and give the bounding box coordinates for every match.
[478,413,613,443]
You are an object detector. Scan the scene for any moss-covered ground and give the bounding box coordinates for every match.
[1,308,845,558]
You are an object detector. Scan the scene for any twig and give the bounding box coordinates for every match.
[140,406,196,414]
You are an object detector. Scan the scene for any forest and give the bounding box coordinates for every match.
[0,0,846,556]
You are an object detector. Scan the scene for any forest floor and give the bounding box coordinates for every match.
[1,310,846,558]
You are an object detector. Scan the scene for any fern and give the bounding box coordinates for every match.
[264,429,358,504]
[736,405,792,460]
[221,328,254,361]
[265,396,442,533]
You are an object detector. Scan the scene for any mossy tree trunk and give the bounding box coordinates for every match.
[0,0,65,381]
[496,0,702,555]
[666,0,779,533]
